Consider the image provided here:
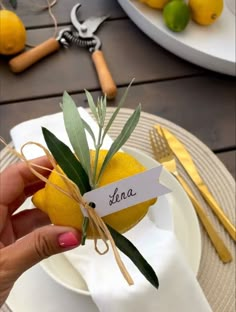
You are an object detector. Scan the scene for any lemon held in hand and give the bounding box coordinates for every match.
[32,150,156,238]
[189,0,223,26]
[163,0,190,32]
[0,10,26,55]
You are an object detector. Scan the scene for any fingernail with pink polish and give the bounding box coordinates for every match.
[58,232,80,248]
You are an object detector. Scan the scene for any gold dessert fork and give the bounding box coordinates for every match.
[149,126,232,263]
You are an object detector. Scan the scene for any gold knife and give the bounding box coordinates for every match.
[172,173,232,263]
[157,126,236,242]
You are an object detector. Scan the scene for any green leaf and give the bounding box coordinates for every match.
[98,96,107,127]
[97,99,104,126]
[81,217,89,245]
[102,79,134,140]
[9,0,17,9]
[85,90,98,123]
[82,118,96,147]
[107,224,159,289]
[42,127,91,195]
[101,95,107,124]
[62,92,91,179]
[97,104,141,183]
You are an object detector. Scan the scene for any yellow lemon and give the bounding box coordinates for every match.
[33,150,156,238]
[189,0,223,26]
[139,0,170,10]
[0,10,26,55]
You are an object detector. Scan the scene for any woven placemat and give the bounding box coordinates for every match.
[1,108,235,312]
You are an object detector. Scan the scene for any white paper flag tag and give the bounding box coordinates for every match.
[82,166,171,217]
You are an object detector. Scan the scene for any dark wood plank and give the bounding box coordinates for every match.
[3,0,125,28]
[119,76,236,150]
[0,20,204,103]
[217,151,236,179]
[0,78,235,151]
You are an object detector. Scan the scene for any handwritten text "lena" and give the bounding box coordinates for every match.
[109,187,137,206]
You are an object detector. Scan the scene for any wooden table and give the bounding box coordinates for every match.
[0,2,236,312]
[0,0,235,180]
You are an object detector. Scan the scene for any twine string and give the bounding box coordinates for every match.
[0,0,5,9]
[0,138,134,286]
[0,0,58,45]
[26,0,58,47]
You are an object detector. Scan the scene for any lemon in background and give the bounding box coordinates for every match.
[139,0,170,10]
[189,0,224,26]
[0,10,26,55]
[163,0,190,32]
[33,150,156,238]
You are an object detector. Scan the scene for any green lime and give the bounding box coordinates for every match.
[163,0,190,32]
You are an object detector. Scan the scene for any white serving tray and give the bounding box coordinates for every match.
[118,0,236,76]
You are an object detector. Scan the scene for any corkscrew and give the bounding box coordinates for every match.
[9,3,117,99]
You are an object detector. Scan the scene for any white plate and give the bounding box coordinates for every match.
[117,0,236,76]
[7,146,201,311]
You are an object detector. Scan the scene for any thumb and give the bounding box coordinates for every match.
[1,225,81,280]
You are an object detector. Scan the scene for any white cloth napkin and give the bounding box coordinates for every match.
[10,108,212,312]
[66,217,211,312]
[10,108,113,159]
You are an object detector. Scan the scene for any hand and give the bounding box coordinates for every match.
[0,157,81,307]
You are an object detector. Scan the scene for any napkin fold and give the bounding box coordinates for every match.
[66,217,211,312]
[10,108,212,312]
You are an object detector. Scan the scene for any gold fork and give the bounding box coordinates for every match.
[150,125,232,264]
